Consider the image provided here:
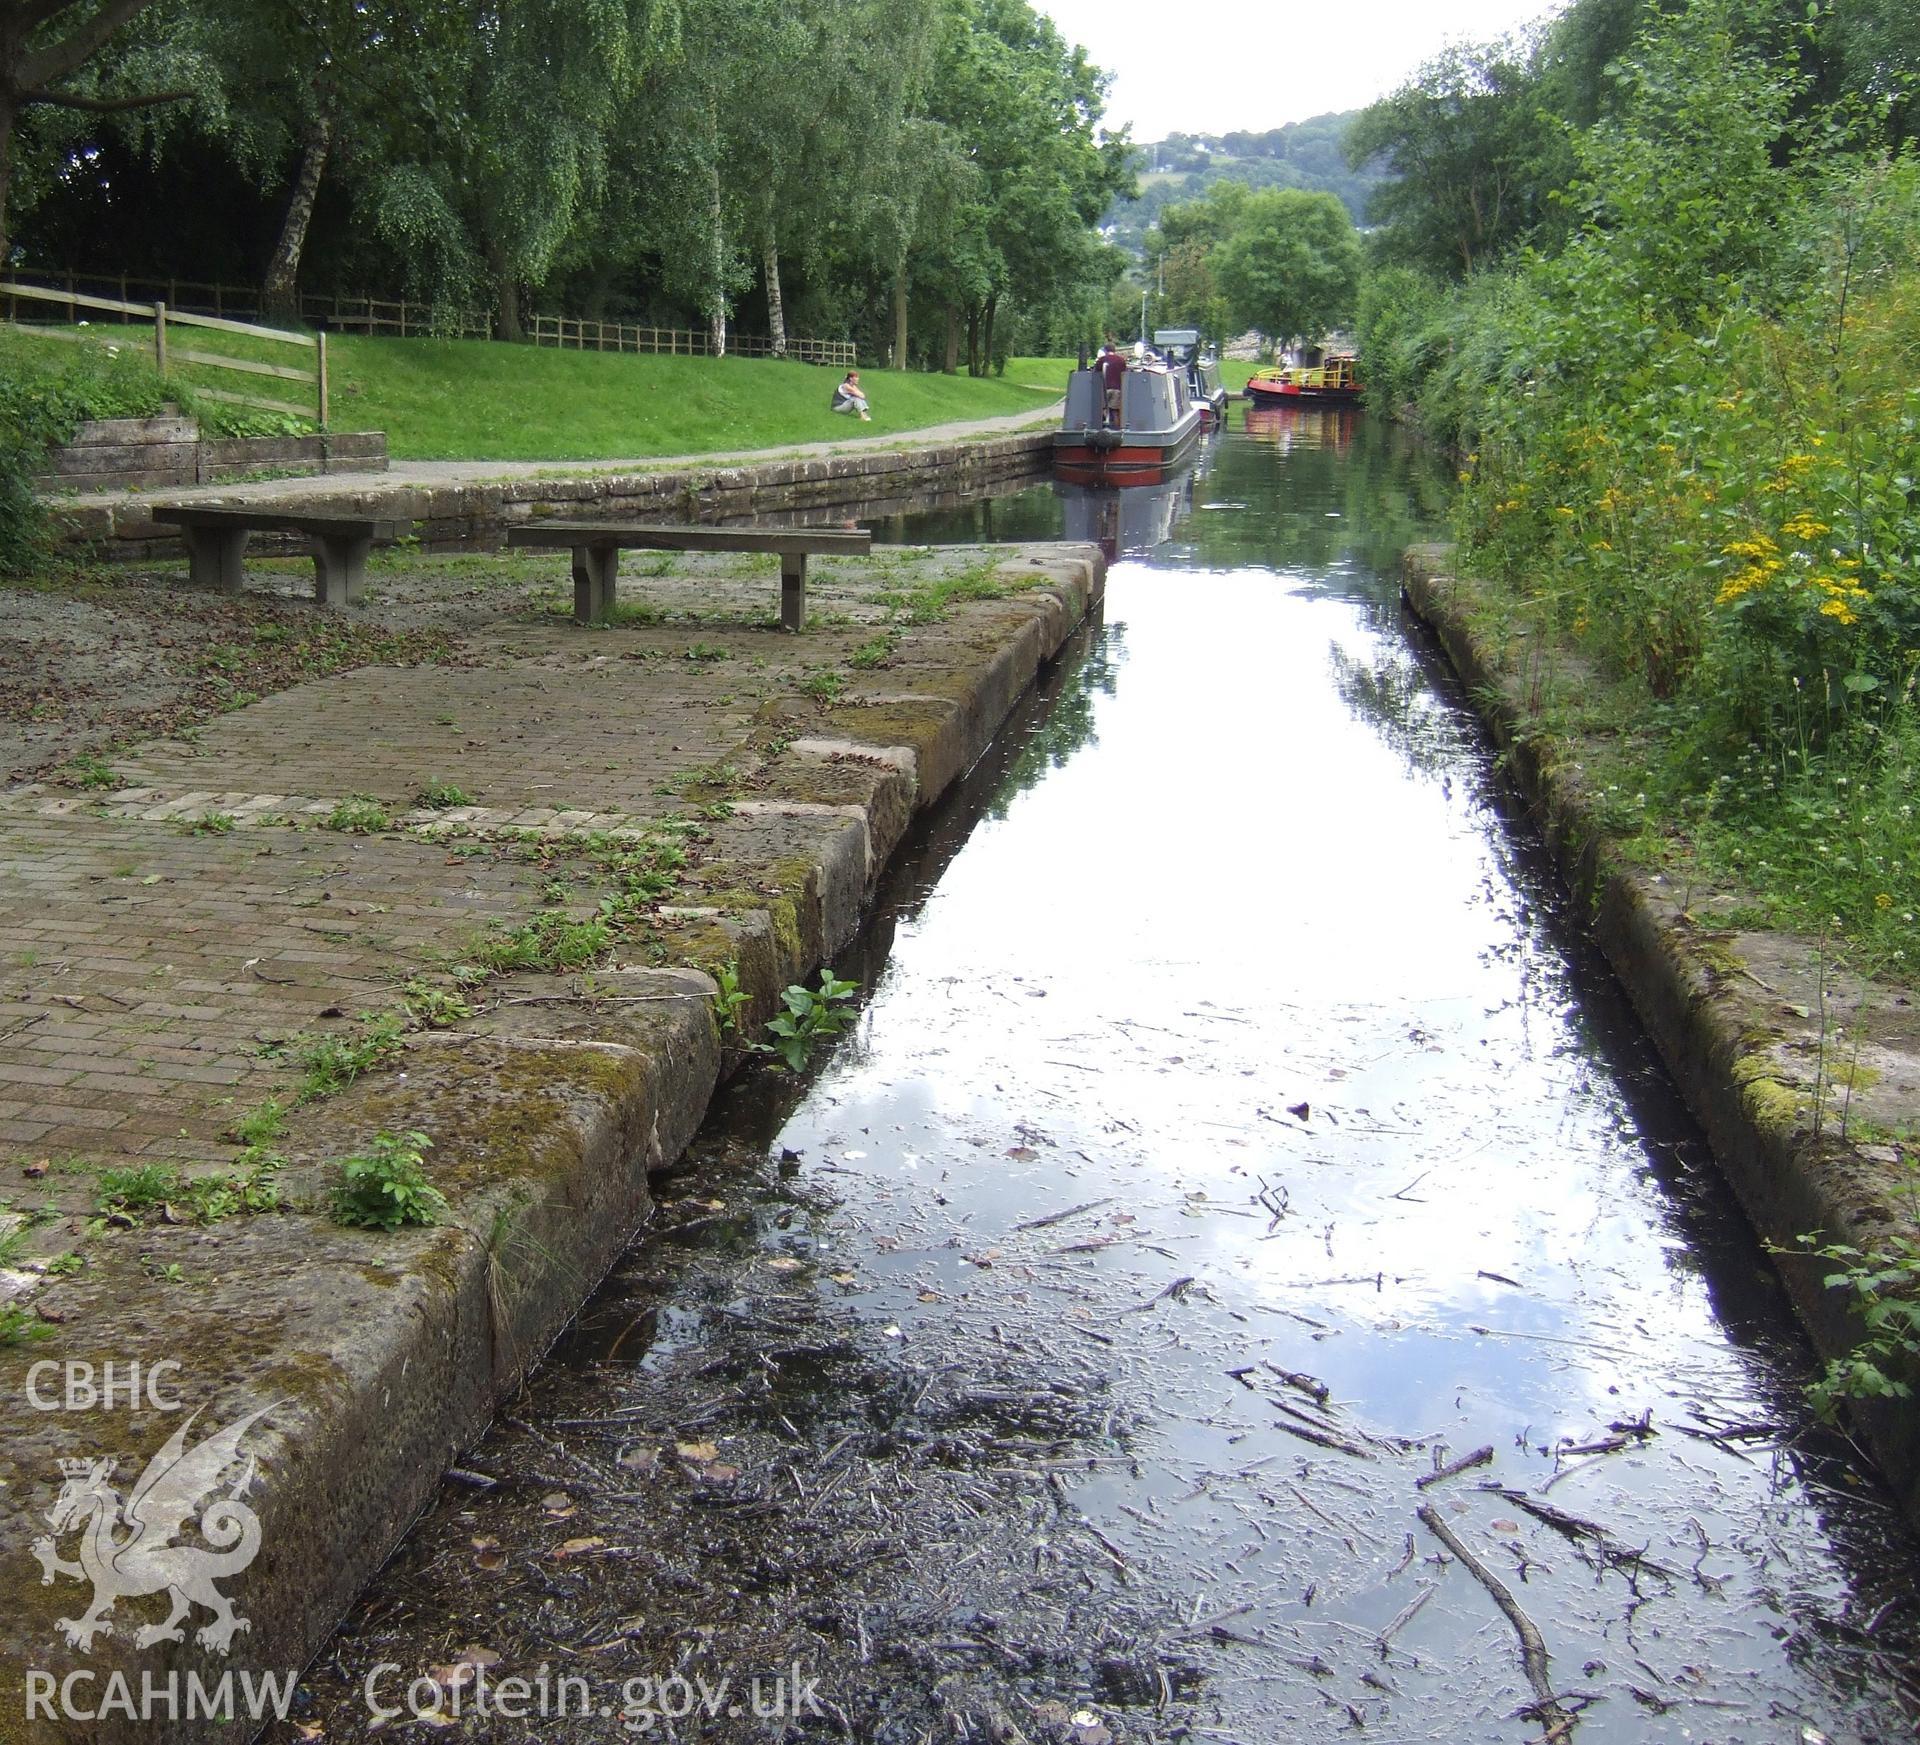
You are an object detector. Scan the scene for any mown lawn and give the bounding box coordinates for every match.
[325,339,1071,461]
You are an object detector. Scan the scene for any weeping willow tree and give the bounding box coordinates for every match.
[363,0,680,339]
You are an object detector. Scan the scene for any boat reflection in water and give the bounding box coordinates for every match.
[1054,465,1197,564]
[1244,402,1359,457]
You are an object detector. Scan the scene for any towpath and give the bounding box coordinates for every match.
[48,399,1065,513]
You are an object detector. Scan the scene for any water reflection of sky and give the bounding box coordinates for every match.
[770,420,1920,1740]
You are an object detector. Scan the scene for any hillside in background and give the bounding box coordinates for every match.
[1104,112,1380,254]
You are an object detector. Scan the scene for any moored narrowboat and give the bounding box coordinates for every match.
[1054,353,1205,486]
[1153,328,1231,429]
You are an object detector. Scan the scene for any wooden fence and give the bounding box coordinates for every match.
[311,296,493,339]
[1,281,326,423]
[526,314,855,367]
[10,267,854,363]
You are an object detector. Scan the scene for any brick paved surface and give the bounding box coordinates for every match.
[0,812,542,1166]
[0,544,1075,1267]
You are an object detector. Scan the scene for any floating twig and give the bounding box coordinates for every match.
[1416,1445,1495,1490]
[1012,1196,1114,1232]
[1417,1502,1576,1742]
[1263,1362,1331,1404]
[1481,1486,1680,1580]
[1376,1582,1435,1655]
[1273,1418,1375,1461]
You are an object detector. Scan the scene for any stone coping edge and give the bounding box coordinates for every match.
[49,432,1054,558]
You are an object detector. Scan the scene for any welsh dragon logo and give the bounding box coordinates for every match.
[32,1403,276,1654]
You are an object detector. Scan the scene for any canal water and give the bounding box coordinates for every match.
[291,410,1919,1744]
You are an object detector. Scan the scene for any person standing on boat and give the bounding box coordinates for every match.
[1098,338,1127,429]
[832,370,871,421]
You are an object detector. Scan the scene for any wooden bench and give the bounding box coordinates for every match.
[150,505,413,607]
[504,522,873,629]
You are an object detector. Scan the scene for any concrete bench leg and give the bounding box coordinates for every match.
[572,544,618,624]
[780,553,807,632]
[183,526,249,593]
[311,534,373,608]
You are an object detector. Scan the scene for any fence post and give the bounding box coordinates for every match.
[153,303,167,376]
[317,331,329,427]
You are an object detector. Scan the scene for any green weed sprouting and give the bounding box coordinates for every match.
[710,959,750,1033]
[95,1153,281,1223]
[1790,1230,1920,1420]
[0,1304,52,1347]
[293,1013,406,1100]
[755,969,859,1071]
[323,794,391,833]
[330,1131,447,1231]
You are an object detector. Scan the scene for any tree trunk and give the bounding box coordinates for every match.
[982,293,998,377]
[0,94,14,270]
[487,243,523,342]
[763,233,785,359]
[942,305,960,374]
[708,154,727,357]
[892,262,908,370]
[262,112,333,325]
[966,307,980,377]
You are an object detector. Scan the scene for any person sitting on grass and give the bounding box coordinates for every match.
[831,370,871,421]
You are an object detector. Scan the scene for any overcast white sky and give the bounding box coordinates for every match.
[1035,0,1564,140]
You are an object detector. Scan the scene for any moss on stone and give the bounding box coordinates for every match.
[1730,1050,1805,1130]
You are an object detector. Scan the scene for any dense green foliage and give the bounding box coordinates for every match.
[1138,180,1363,347]
[1354,0,1920,971]
[2,0,1133,369]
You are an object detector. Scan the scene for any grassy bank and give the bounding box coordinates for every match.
[2,326,1071,460]
[0,326,295,568]
[327,340,1065,460]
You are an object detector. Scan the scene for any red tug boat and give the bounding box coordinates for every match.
[1243,352,1364,407]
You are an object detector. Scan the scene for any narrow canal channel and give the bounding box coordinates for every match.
[291,413,1920,1744]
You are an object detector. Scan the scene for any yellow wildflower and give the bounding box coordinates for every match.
[1819,598,1858,623]
[1716,567,1769,604]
